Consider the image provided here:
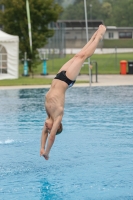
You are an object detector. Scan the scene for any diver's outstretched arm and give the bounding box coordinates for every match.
[40,125,48,156]
[43,117,62,160]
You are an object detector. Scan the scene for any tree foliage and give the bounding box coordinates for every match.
[0,0,63,70]
[59,0,133,27]
[60,0,102,20]
[103,0,133,26]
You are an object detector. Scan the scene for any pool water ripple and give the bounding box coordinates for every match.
[0,86,133,199]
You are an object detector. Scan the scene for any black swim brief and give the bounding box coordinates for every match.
[54,71,75,88]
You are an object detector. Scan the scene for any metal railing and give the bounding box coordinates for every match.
[83,60,98,83]
[90,60,98,83]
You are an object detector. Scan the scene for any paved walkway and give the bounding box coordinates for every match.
[77,74,133,87]
[0,74,133,90]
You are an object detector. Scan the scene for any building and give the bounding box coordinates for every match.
[57,20,104,48]
[57,20,133,48]
[105,26,133,39]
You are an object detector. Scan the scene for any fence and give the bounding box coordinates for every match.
[44,22,66,59]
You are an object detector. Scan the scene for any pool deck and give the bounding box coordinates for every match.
[0,74,133,90]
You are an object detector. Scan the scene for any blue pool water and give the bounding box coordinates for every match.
[0,86,133,200]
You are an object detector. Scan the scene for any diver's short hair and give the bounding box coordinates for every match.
[56,123,63,135]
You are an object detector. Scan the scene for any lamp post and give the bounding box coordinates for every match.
[90,4,92,20]
[84,0,91,86]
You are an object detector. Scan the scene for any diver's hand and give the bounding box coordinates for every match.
[43,153,49,160]
[40,148,45,156]
[40,148,49,160]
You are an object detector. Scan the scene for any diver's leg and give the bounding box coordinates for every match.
[57,57,75,73]
[65,25,106,80]
[57,28,99,73]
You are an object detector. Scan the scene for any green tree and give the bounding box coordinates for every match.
[60,0,133,26]
[101,2,113,25]
[103,0,133,26]
[113,0,133,27]
[0,0,63,71]
[60,0,102,20]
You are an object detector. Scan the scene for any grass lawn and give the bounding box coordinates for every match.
[103,39,133,48]
[0,52,132,86]
[0,77,53,86]
[0,75,89,86]
[21,52,132,75]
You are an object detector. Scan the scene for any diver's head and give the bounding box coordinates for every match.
[45,118,53,132]
[45,119,63,135]
[56,123,63,135]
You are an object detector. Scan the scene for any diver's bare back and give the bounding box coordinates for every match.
[45,79,68,119]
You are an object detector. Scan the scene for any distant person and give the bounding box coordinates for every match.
[40,25,106,160]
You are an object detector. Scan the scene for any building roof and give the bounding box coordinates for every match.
[57,20,104,28]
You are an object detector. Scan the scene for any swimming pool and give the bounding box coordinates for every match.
[0,86,133,200]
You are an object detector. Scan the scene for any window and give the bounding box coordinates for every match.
[119,32,132,39]
[0,45,7,74]
[108,32,114,39]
